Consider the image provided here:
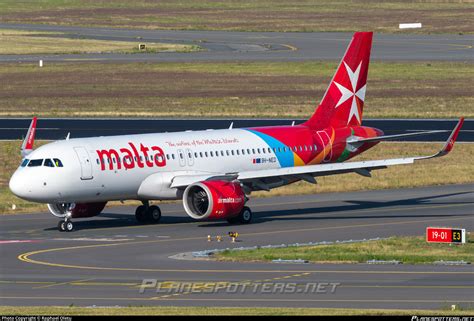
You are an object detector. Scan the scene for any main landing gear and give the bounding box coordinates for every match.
[227,206,252,225]
[135,201,162,224]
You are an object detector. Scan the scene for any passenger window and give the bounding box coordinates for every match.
[44,159,54,167]
[226,150,230,156]
[200,152,203,158]
[241,149,245,155]
[28,159,43,167]
[231,150,235,156]
[257,148,261,154]
[220,151,224,156]
[20,159,29,167]
[194,152,198,158]
[236,150,240,155]
[205,152,208,157]
[210,151,214,157]
[172,154,176,160]
[262,148,266,154]
[268,148,271,153]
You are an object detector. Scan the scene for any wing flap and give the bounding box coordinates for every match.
[237,158,410,181]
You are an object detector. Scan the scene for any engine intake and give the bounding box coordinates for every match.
[183,180,245,220]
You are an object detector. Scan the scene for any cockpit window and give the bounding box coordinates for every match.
[53,158,63,167]
[20,159,29,167]
[27,159,43,167]
[44,159,54,167]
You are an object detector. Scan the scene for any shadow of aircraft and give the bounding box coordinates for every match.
[44,191,473,231]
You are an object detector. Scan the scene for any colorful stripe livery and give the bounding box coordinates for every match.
[247,125,383,168]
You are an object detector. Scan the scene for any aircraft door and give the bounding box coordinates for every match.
[73,146,93,180]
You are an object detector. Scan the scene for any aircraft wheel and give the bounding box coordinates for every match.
[228,207,252,224]
[58,220,66,232]
[238,206,252,224]
[65,221,74,232]
[135,205,147,223]
[146,205,161,224]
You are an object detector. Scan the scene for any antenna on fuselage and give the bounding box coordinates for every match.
[229,122,234,130]
[291,121,295,126]
[65,132,70,140]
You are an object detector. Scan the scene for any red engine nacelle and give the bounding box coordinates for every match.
[47,202,107,218]
[183,180,245,220]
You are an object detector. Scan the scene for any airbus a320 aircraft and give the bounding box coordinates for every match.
[9,32,464,232]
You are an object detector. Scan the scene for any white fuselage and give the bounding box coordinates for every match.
[9,128,283,204]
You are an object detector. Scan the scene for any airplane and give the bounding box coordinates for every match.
[9,32,464,232]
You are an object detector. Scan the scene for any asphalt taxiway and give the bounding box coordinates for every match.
[0,24,473,62]
[0,184,473,309]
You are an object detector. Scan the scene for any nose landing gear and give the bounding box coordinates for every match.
[135,201,161,224]
[58,218,74,232]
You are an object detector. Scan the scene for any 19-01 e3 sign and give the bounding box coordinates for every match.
[426,227,466,244]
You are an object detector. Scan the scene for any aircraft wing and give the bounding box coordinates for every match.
[237,118,463,189]
[347,129,448,145]
[170,118,463,190]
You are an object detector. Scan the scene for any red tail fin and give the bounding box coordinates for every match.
[304,32,373,130]
[21,117,37,158]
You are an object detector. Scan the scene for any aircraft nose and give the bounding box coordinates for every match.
[9,170,23,197]
[9,170,28,199]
